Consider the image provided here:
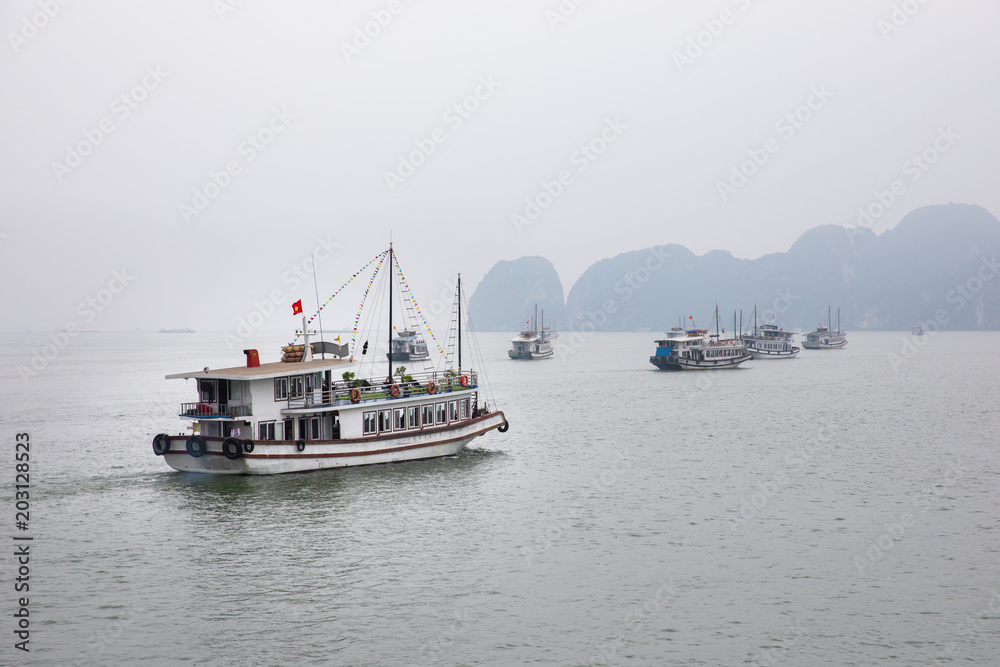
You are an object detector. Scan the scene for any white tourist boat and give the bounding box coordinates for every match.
[508,305,553,359]
[802,307,847,349]
[650,308,751,370]
[388,329,430,362]
[912,323,925,336]
[151,248,507,475]
[742,307,799,359]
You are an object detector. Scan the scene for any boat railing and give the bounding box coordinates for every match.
[286,370,479,409]
[179,402,252,418]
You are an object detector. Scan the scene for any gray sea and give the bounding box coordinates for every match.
[1,330,998,666]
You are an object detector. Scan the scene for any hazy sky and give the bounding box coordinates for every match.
[2,0,999,336]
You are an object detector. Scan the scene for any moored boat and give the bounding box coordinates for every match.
[802,307,847,349]
[742,307,799,359]
[650,308,751,370]
[151,246,507,475]
[508,305,553,359]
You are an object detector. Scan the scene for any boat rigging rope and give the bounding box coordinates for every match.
[290,250,388,345]
[390,252,450,367]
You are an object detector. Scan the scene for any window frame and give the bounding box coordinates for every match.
[407,406,420,430]
[436,402,447,425]
[363,411,377,435]
[394,408,406,431]
[274,377,288,401]
[258,420,276,440]
[422,404,434,429]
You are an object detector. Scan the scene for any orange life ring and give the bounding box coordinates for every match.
[460,375,469,387]
[427,381,437,395]
[389,384,401,398]
[350,388,361,403]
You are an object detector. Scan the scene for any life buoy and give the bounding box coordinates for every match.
[296,440,306,452]
[460,375,469,387]
[389,383,401,398]
[243,439,255,453]
[152,433,171,456]
[186,435,207,458]
[427,381,437,395]
[497,420,510,433]
[222,437,243,460]
[350,388,361,403]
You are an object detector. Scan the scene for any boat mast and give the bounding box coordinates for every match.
[388,242,393,380]
[457,273,462,371]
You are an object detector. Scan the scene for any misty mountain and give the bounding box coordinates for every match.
[466,256,567,332]
[469,204,1000,331]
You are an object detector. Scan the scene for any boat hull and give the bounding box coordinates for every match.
[748,347,800,359]
[162,412,506,475]
[649,355,751,370]
[801,340,847,349]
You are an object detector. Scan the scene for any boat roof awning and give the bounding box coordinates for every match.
[166,357,355,381]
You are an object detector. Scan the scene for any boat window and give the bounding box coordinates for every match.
[258,421,275,440]
[298,418,308,441]
[422,404,434,428]
[394,408,406,430]
[289,376,305,399]
[282,418,293,440]
[379,409,392,433]
[460,399,468,420]
[305,374,314,394]
[363,412,377,435]
[436,402,447,424]
[408,406,419,429]
[449,401,459,421]
[310,418,320,440]
[274,377,288,401]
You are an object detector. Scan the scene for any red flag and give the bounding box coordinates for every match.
[292,300,303,315]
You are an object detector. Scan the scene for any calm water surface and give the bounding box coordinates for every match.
[1,330,998,665]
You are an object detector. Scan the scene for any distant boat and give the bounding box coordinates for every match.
[742,306,799,359]
[159,328,195,334]
[509,305,553,360]
[650,307,751,370]
[633,327,652,333]
[387,329,430,362]
[912,323,925,336]
[802,307,847,349]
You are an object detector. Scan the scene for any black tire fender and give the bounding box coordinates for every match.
[186,435,207,458]
[152,433,171,456]
[222,437,243,460]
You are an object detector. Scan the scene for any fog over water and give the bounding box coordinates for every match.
[2,1,999,333]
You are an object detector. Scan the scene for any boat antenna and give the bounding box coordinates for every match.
[388,242,393,381]
[457,273,462,371]
[311,252,325,358]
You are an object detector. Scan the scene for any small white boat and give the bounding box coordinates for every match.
[509,305,553,359]
[151,248,507,475]
[650,308,751,370]
[802,307,847,349]
[388,329,430,362]
[742,307,799,359]
[912,323,925,336]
